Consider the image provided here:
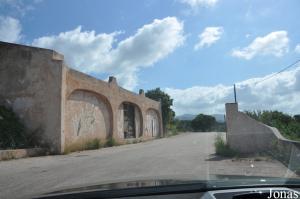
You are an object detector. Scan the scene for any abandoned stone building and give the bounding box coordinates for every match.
[0,42,163,153]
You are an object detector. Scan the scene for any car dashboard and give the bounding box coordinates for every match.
[36,186,300,199]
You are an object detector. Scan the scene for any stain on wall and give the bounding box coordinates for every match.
[146,109,160,137]
[65,90,111,143]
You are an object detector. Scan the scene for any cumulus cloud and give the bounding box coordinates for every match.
[232,31,289,60]
[295,44,300,54]
[165,66,300,115]
[0,16,21,42]
[32,17,185,90]
[179,0,218,8]
[194,26,223,50]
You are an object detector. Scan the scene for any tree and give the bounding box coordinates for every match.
[145,88,174,132]
[294,115,300,123]
[245,110,300,141]
[191,114,216,132]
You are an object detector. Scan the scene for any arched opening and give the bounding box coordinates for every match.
[64,89,113,143]
[146,109,160,137]
[117,102,142,139]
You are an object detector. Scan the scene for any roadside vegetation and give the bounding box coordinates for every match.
[245,110,300,141]
[64,138,121,154]
[214,134,238,157]
[0,105,32,149]
[173,115,226,133]
[146,88,226,135]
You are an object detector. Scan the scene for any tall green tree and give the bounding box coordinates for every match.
[191,114,216,132]
[145,88,174,132]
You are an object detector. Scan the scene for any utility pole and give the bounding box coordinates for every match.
[234,84,237,103]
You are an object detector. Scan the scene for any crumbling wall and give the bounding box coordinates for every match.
[0,42,65,153]
[65,69,163,143]
[0,41,163,154]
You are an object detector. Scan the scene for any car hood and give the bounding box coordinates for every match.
[41,174,300,196]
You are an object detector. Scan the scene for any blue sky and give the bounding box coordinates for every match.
[1,0,300,115]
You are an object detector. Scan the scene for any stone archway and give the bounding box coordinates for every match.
[117,102,142,139]
[64,90,112,143]
[146,109,160,137]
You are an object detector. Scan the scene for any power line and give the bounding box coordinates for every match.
[255,59,300,85]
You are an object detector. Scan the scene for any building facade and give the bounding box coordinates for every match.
[0,42,163,153]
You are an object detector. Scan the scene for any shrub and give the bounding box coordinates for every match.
[0,105,28,149]
[245,110,300,141]
[105,138,118,147]
[167,123,178,136]
[214,134,238,157]
[64,138,103,154]
[85,138,103,150]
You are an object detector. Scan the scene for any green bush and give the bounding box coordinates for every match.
[85,138,103,150]
[167,123,178,136]
[214,134,238,157]
[245,110,300,141]
[105,138,119,147]
[0,105,28,149]
[64,138,103,154]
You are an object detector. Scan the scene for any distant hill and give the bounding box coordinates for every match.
[176,113,225,123]
[212,114,225,123]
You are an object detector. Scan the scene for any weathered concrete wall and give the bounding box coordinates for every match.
[0,148,46,161]
[134,106,142,138]
[0,41,163,154]
[65,69,163,144]
[145,109,160,137]
[64,90,112,145]
[225,102,300,172]
[0,42,65,153]
[225,103,279,153]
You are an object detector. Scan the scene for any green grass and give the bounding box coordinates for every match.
[214,134,238,157]
[104,138,119,147]
[64,138,103,154]
[85,138,103,150]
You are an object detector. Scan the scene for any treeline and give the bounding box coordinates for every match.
[144,88,225,134]
[245,110,300,141]
[172,114,226,132]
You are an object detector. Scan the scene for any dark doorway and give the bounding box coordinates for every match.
[123,103,135,138]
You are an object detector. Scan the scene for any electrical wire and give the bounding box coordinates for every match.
[254,59,300,85]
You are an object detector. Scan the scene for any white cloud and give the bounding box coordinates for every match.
[32,17,185,90]
[232,31,289,60]
[0,16,21,42]
[180,0,218,8]
[0,0,38,16]
[165,66,300,116]
[295,44,300,54]
[194,26,223,50]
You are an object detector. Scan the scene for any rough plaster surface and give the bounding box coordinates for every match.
[0,41,163,153]
[225,103,300,153]
[65,90,111,143]
[145,109,160,137]
[0,42,64,153]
